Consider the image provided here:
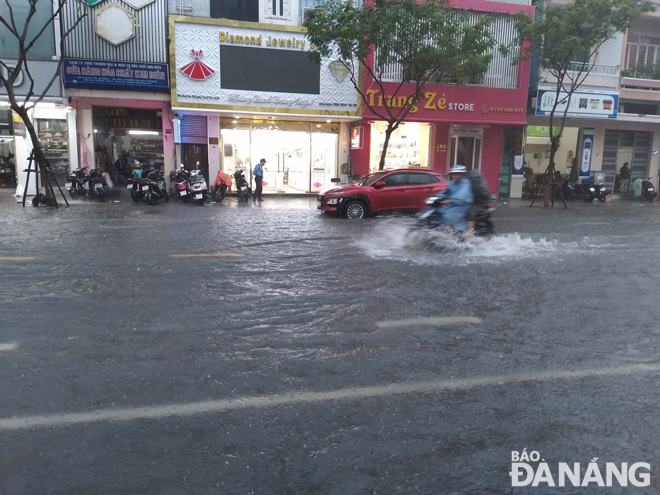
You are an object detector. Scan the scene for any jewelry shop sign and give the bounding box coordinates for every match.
[171,18,359,116]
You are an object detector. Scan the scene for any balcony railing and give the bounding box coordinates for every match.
[567,61,620,75]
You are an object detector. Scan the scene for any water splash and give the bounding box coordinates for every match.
[354,219,582,265]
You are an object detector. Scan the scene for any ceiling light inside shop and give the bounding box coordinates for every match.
[128,130,160,136]
[232,120,237,124]
[94,129,98,133]
[316,124,321,128]
[326,119,331,123]
[233,115,240,119]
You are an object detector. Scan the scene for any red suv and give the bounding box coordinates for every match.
[318,169,448,219]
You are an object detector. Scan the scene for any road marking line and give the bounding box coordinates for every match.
[0,343,18,351]
[169,253,245,258]
[0,362,658,431]
[0,257,34,261]
[375,316,482,329]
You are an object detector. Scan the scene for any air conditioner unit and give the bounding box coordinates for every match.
[302,7,317,22]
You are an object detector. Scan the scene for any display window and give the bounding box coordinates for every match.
[369,121,432,173]
[220,120,338,193]
[37,118,69,186]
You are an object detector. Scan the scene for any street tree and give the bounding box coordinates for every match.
[0,0,86,206]
[515,0,654,207]
[304,0,507,171]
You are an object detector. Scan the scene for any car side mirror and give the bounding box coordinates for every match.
[373,181,385,189]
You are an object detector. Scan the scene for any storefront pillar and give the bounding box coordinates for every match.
[350,122,371,176]
[432,124,450,174]
[483,127,504,194]
[207,114,220,187]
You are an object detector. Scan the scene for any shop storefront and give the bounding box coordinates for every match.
[351,85,529,193]
[170,17,360,193]
[1,62,77,197]
[91,107,165,181]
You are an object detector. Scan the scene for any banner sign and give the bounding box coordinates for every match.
[536,86,619,119]
[579,128,595,178]
[63,59,169,92]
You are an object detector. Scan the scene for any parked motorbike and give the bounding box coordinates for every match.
[560,178,607,203]
[188,161,208,205]
[211,169,232,202]
[127,176,147,202]
[143,169,170,205]
[642,177,657,201]
[66,166,105,201]
[173,165,191,202]
[234,170,251,202]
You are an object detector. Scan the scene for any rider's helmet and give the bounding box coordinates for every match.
[449,164,467,174]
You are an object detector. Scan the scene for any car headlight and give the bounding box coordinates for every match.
[327,197,343,205]
[425,197,438,205]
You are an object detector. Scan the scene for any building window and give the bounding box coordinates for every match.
[210,0,258,22]
[0,1,56,60]
[265,0,291,19]
[625,35,660,75]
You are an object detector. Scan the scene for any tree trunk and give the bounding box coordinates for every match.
[13,105,56,206]
[543,137,560,208]
[379,125,394,171]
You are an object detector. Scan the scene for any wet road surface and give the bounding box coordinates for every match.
[1,193,660,494]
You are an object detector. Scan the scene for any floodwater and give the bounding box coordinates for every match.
[1,193,660,494]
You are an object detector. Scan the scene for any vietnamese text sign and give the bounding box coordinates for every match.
[63,59,169,92]
[536,86,619,119]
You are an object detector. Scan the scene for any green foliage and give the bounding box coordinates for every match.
[622,62,660,79]
[305,0,498,85]
[515,0,654,77]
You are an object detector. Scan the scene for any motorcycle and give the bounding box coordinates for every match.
[211,169,232,202]
[414,196,495,237]
[188,161,208,205]
[143,169,170,205]
[66,166,105,201]
[173,165,191,202]
[560,178,607,203]
[234,170,251,202]
[642,177,657,202]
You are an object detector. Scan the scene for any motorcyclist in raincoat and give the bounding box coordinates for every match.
[435,164,473,231]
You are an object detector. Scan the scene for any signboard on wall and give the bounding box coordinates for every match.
[350,126,363,150]
[580,128,595,178]
[536,86,619,119]
[171,18,359,117]
[63,59,169,92]
[12,112,26,137]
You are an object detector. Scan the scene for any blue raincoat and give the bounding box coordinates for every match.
[436,178,473,231]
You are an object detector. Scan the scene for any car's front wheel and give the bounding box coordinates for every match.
[345,200,367,219]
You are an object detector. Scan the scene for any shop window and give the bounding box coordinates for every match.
[210,0,258,22]
[265,0,291,19]
[369,122,431,173]
[37,119,69,185]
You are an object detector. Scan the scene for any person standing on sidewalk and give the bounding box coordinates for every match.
[253,158,265,202]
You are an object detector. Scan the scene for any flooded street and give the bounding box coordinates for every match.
[1,195,660,494]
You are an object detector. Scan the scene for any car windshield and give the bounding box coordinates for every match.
[357,172,388,186]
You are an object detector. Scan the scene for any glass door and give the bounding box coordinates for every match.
[449,135,482,172]
[311,133,338,193]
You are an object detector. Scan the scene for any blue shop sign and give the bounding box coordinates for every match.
[63,59,169,92]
